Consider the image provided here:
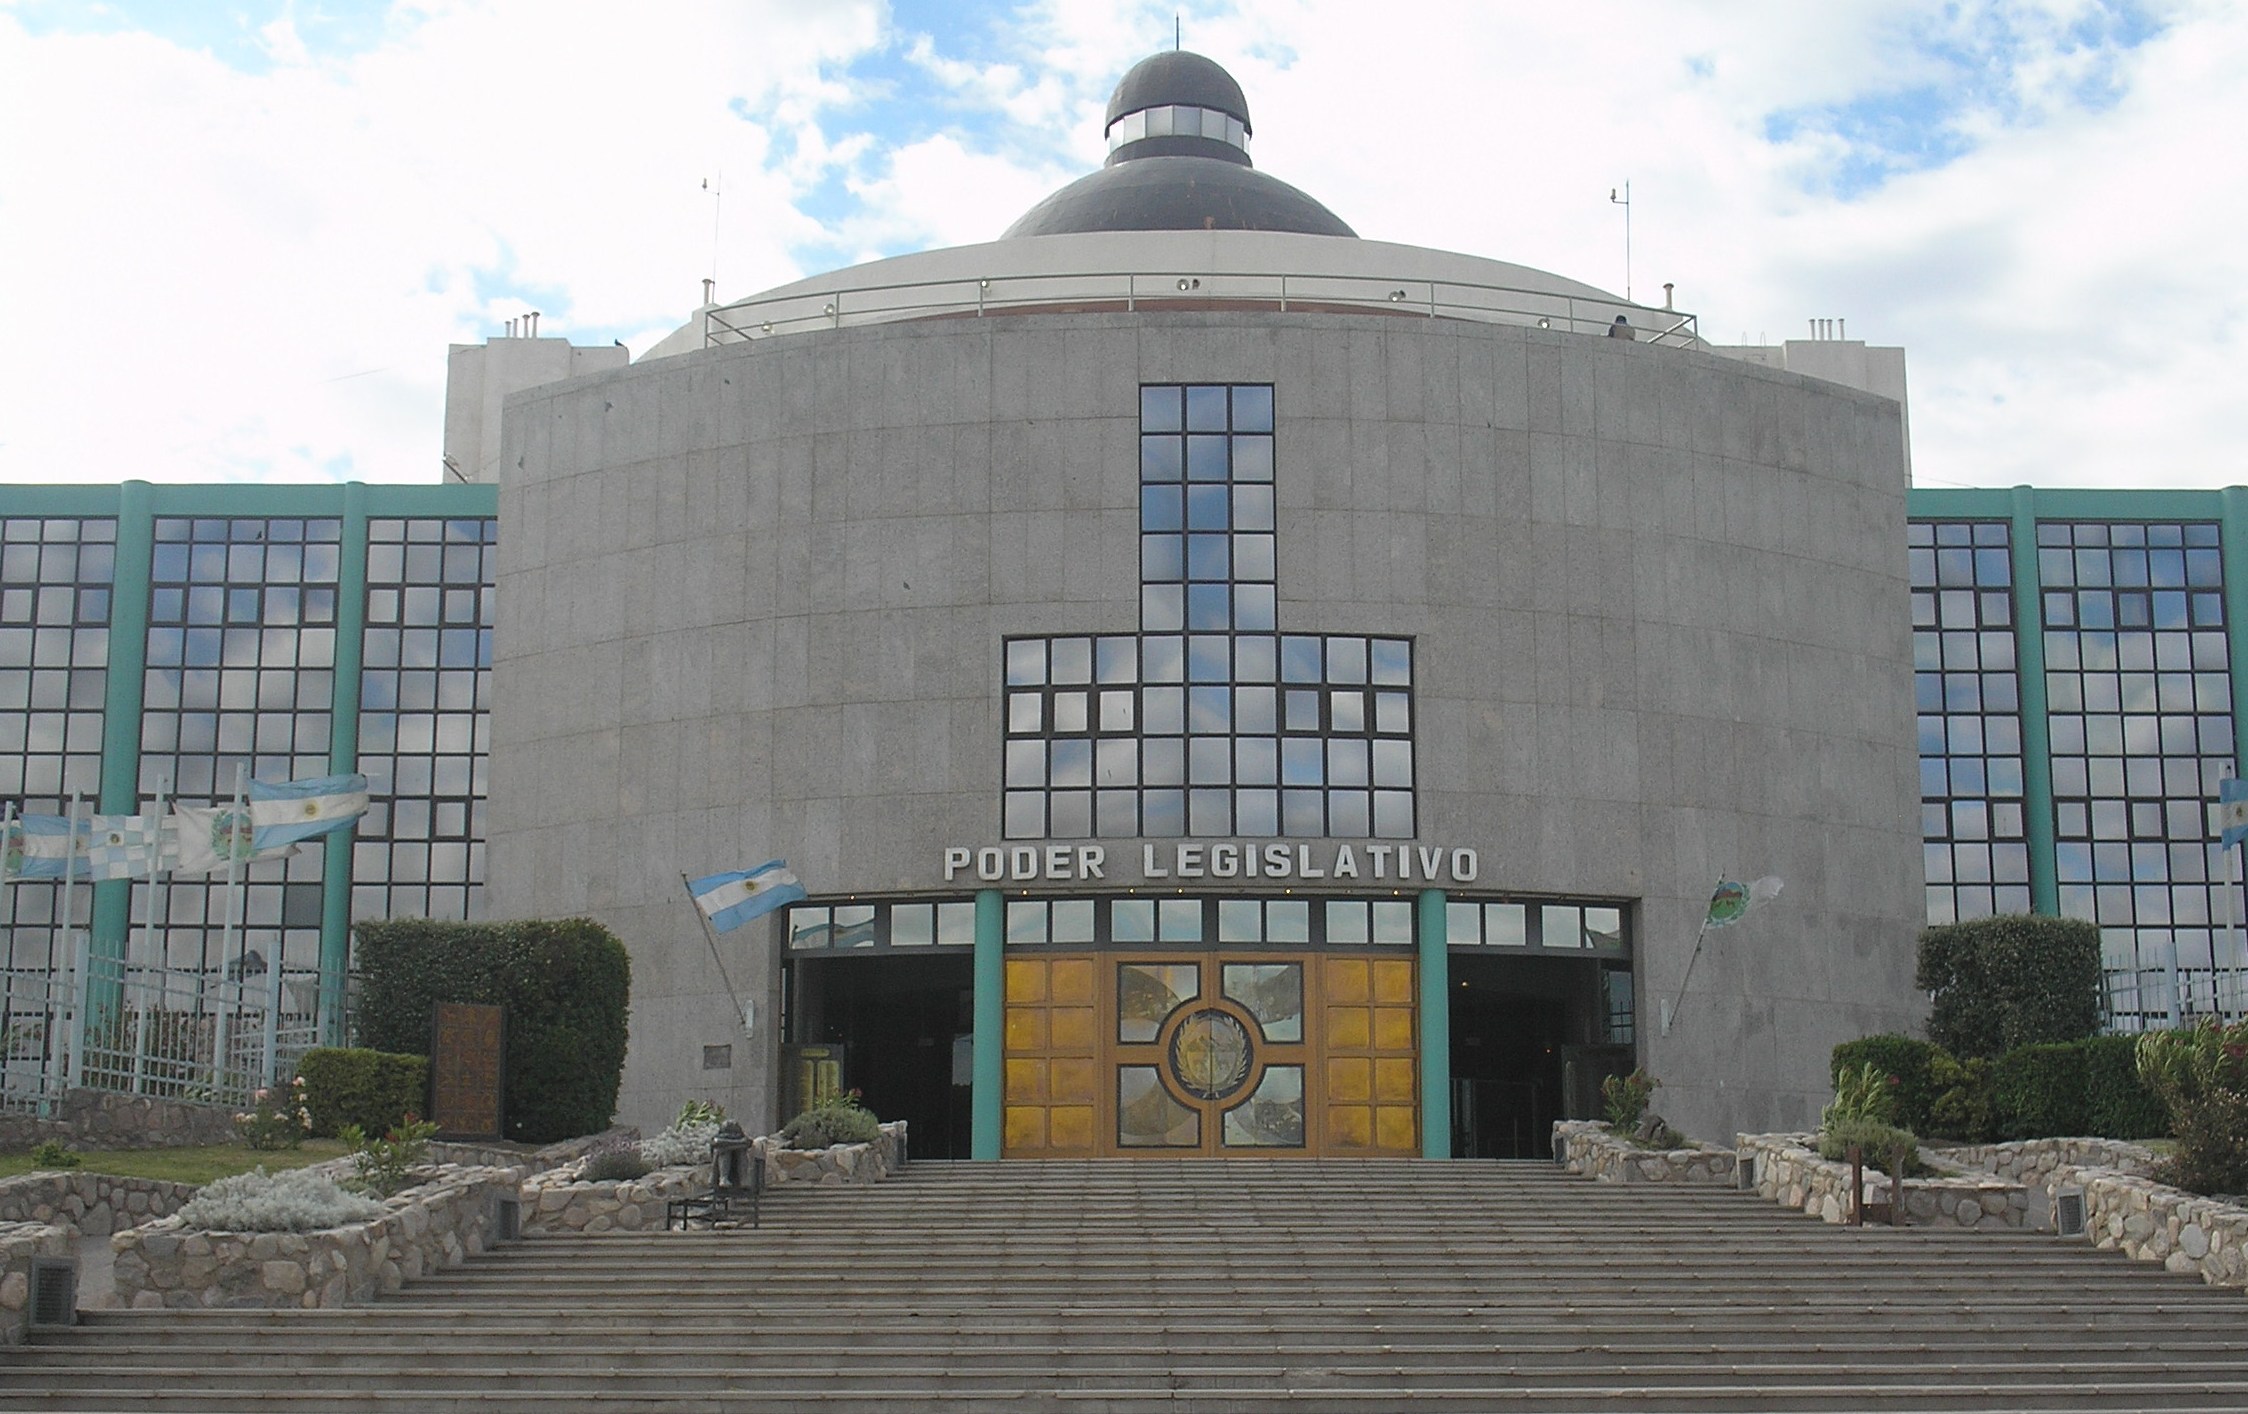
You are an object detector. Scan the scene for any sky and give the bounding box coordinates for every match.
[0,0,2240,491]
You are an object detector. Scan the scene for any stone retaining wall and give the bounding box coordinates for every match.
[1931,1138,2158,1185]
[760,1122,908,1187]
[520,1164,706,1236]
[1552,1120,1736,1184]
[428,1129,628,1180]
[0,1221,74,1346]
[1737,1132,2033,1229]
[521,1122,910,1234]
[2062,1164,2248,1288]
[0,1171,197,1235]
[110,1164,517,1309]
[0,1090,239,1152]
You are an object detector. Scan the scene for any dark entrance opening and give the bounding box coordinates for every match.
[785,953,974,1159]
[1448,953,1633,1159]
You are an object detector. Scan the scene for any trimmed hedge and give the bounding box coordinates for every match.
[1831,1035,1940,1133]
[1992,1042,2088,1139]
[354,918,631,1143]
[295,1047,428,1138]
[1916,915,2101,1059]
[1832,1031,2172,1143]
[2082,1034,2170,1140]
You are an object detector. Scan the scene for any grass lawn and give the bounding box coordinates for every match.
[0,1139,352,1186]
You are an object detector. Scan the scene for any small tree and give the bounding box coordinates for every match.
[1916,915,2101,1059]
[2136,1019,2248,1195]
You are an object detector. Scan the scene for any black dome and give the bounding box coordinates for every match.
[1004,157,1357,239]
[1002,51,1354,240]
[1104,51,1250,134]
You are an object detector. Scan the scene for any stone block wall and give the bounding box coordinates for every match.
[1552,1120,1736,1184]
[761,1122,907,1187]
[0,1090,239,1152]
[1932,1138,2157,1185]
[0,1171,196,1235]
[0,1221,73,1346]
[111,1164,517,1309]
[520,1164,706,1236]
[2066,1167,2248,1288]
[1738,1132,2031,1229]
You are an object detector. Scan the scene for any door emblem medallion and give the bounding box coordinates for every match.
[1168,1009,1252,1101]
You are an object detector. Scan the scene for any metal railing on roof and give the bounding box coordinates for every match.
[701,268,1698,349]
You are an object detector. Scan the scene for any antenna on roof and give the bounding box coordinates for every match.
[1608,181,1632,303]
[702,174,723,291]
[1175,14,1181,49]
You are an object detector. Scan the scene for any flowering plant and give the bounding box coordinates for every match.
[338,1113,440,1197]
[234,1076,314,1151]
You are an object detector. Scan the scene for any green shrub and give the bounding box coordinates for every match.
[353,918,631,1143]
[1821,1062,1898,1131]
[1916,915,2101,1059]
[640,1120,720,1169]
[1927,1051,1996,1142]
[778,1097,881,1150]
[1600,1069,1656,1131]
[27,1139,79,1170]
[675,1099,725,1128]
[2136,1020,2248,1195]
[1992,1043,2088,1139]
[338,1117,439,1198]
[1817,1117,1921,1175]
[296,1048,428,1139]
[1832,1036,1940,1133]
[178,1167,387,1233]
[579,1147,653,1183]
[2081,1034,2169,1140]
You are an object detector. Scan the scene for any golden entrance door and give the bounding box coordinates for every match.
[1004,952,1418,1158]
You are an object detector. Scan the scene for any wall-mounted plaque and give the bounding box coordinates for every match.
[430,1002,505,1139]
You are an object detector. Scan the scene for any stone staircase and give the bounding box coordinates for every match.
[6,1158,2247,1411]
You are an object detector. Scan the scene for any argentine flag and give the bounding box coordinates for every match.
[170,773,371,876]
[688,861,807,933]
[2221,777,2248,851]
[1,814,88,881]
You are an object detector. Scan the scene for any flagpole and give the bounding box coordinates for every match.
[1663,874,1726,1038]
[680,872,754,1037]
[2228,833,2244,1023]
[62,791,85,1095]
[212,764,249,1100]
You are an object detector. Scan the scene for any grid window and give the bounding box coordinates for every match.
[354,518,496,925]
[1005,385,1418,840]
[1909,521,2031,925]
[137,517,339,975]
[1444,899,1627,955]
[2037,520,2238,1029]
[786,899,976,952]
[0,516,114,970]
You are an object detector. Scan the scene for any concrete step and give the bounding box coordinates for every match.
[12,1158,2244,1414]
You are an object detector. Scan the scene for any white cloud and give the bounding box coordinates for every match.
[1,0,2241,491]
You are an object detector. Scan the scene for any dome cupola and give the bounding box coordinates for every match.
[1002,51,1355,240]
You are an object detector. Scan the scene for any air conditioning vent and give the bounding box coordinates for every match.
[2055,1186,2087,1237]
[29,1259,76,1329]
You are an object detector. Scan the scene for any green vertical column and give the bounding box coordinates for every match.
[319,483,371,1044]
[1417,888,1451,1159]
[970,887,1005,1160]
[2008,487,2060,915]
[2219,490,2248,784]
[89,482,154,1002]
